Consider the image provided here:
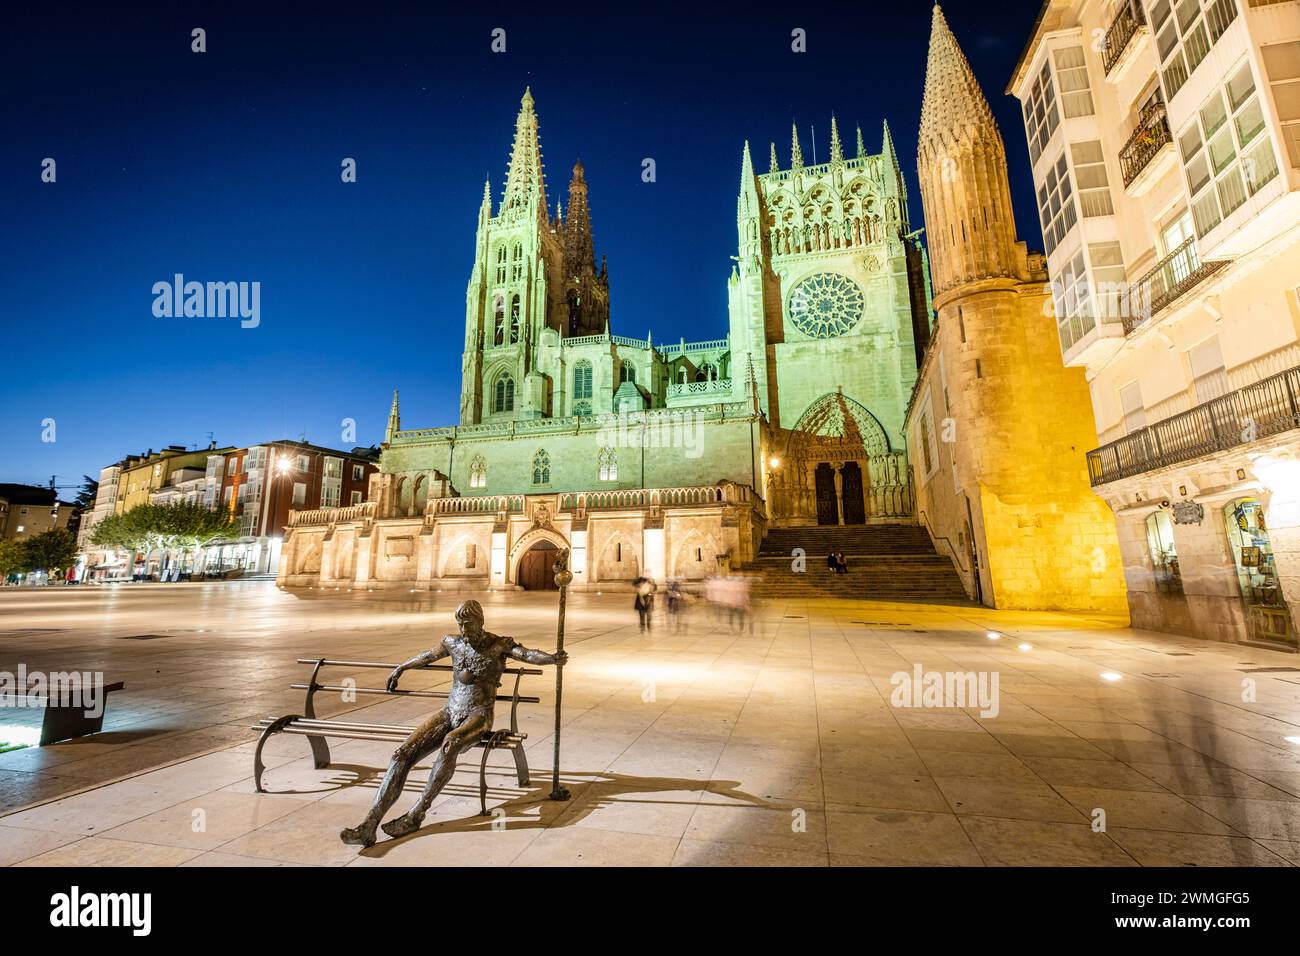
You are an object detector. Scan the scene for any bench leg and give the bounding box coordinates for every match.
[511,744,530,787]
[478,744,494,816]
[39,704,106,747]
[306,733,332,770]
[253,715,301,793]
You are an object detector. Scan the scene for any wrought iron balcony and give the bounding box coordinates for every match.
[1119,100,1172,187]
[1120,238,1230,335]
[1103,0,1147,74]
[1086,365,1300,486]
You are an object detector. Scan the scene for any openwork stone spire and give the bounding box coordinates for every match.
[502,87,547,212]
[385,389,400,443]
[916,4,1019,295]
[769,142,779,174]
[790,123,804,169]
[564,160,595,277]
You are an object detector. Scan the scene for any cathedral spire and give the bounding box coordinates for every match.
[769,142,779,174]
[919,5,1000,147]
[882,119,900,172]
[385,389,400,444]
[790,123,804,170]
[502,87,547,213]
[564,160,595,276]
[829,116,844,163]
[916,3,1019,295]
[856,124,866,159]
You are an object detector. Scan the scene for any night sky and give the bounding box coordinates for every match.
[1,1,1044,489]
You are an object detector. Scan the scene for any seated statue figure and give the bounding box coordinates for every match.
[340,599,566,847]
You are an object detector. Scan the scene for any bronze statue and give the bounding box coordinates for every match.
[340,599,567,847]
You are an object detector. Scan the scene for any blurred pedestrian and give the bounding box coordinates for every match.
[633,575,657,631]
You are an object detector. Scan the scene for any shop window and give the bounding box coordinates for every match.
[1146,511,1183,594]
[1224,498,1295,646]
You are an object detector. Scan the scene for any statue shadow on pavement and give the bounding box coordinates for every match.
[320,769,777,858]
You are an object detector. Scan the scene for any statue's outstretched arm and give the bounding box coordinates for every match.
[509,642,568,667]
[388,638,451,691]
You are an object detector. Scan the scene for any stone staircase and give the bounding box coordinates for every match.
[741,524,972,602]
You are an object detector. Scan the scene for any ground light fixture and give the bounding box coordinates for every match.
[1100,671,1122,682]
[1284,736,1300,746]
[986,631,1000,640]
[1018,643,1033,652]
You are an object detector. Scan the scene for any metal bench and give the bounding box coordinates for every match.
[253,658,541,814]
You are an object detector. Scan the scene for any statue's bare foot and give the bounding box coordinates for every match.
[340,824,376,847]
[381,812,424,839]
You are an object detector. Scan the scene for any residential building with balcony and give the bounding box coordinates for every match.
[198,440,379,577]
[1009,0,1300,648]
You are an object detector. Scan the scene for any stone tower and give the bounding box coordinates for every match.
[909,5,1126,612]
[460,89,571,424]
[559,160,610,337]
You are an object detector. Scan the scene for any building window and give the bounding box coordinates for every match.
[493,296,505,346]
[324,458,342,478]
[1151,0,1238,100]
[1224,498,1293,644]
[1054,46,1094,118]
[573,360,593,400]
[1023,59,1061,165]
[466,544,477,569]
[292,482,307,507]
[469,454,487,489]
[620,360,636,385]
[1180,62,1278,237]
[492,372,515,413]
[1071,141,1114,217]
[1051,248,1096,353]
[598,447,617,481]
[697,362,717,382]
[1036,152,1077,255]
[350,491,363,506]
[321,483,340,509]
[1188,335,1228,402]
[531,450,551,485]
[510,294,521,343]
[352,464,365,481]
[1261,42,1300,168]
[495,246,507,284]
[1089,241,1127,324]
[573,400,592,417]
[1145,511,1182,594]
[1120,381,1146,434]
[510,243,523,281]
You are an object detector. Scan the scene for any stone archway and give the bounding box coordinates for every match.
[507,527,569,589]
[770,392,912,525]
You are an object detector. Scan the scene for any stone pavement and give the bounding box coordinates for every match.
[2,582,1300,866]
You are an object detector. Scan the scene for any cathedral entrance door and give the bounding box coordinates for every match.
[814,463,839,526]
[841,462,866,524]
[518,540,559,591]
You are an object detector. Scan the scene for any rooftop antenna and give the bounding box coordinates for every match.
[811,125,817,165]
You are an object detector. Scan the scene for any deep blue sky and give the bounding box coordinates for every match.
[1,1,1043,488]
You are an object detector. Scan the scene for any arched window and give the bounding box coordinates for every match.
[573,400,592,417]
[511,243,523,281]
[469,455,487,489]
[510,295,521,343]
[493,296,505,346]
[492,372,515,414]
[696,362,716,382]
[1145,511,1180,595]
[495,246,507,284]
[620,360,636,385]
[598,447,617,481]
[532,449,551,485]
[573,360,593,401]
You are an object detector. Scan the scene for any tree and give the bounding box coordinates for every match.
[22,529,78,578]
[90,503,237,575]
[66,475,98,539]
[0,539,25,580]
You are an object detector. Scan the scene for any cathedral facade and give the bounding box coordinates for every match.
[279,88,932,591]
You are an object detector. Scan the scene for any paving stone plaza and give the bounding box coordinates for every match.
[2,582,1299,867]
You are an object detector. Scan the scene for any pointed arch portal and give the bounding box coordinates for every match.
[771,392,912,525]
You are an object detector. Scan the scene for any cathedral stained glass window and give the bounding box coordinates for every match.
[492,373,514,413]
[573,360,593,400]
[598,447,617,481]
[787,272,864,339]
[469,455,487,489]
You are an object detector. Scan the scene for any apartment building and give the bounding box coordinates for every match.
[198,440,379,576]
[1009,0,1300,647]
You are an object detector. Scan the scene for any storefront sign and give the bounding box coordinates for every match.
[1172,501,1205,526]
